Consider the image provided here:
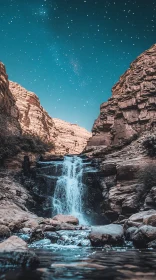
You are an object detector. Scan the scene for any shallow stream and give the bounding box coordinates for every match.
[1,246,156,280]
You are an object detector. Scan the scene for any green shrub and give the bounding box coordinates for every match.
[0,133,55,163]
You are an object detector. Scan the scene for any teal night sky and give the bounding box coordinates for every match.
[0,0,156,130]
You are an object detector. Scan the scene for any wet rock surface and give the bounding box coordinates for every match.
[52,215,79,225]
[89,224,124,246]
[0,236,39,267]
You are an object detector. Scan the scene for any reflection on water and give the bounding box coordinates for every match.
[0,247,156,280]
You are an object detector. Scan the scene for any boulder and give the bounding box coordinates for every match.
[0,225,11,238]
[125,227,137,241]
[89,224,124,246]
[132,225,156,247]
[143,213,156,227]
[52,215,79,225]
[127,210,156,227]
[55,223,82,231]
[0,235,28,251]
[0,236,39,267]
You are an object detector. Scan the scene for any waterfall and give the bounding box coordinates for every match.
[52,156,87,224]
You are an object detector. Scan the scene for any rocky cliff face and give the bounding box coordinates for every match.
[9,81,91,156]
[0,63,20,137]
[87,44,156,149]
[0,64,91,161]
[53,118,92,155]
[9,81,56,143]
[85,44,156,222]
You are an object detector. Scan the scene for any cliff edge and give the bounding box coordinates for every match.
[85,44,156,221]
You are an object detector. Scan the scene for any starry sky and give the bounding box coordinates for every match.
[0,0,156,131]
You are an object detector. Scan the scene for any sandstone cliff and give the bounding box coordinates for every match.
[87,44,156,150]
[53,118,91,154]
[9,81,56,144]
[0,62,91,163]
[0,63,20,137]
[85,44,156,222]
[9,81,91,156]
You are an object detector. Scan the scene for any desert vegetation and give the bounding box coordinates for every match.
[0,133,55,164]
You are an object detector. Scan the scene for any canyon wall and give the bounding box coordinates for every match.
[0,62,91,165]
[85,44,156,222]
[87,44,156,150]
[53,118,92,155]
[9,81,91,156]
[0,63,21,137]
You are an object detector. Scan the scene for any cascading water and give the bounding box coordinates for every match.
[52,156,87,224]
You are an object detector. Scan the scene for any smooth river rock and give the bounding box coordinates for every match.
[132,225,156,247]
[52,215,79,225]
[89,224,124,246]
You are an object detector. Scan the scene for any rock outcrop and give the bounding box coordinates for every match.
[0,63,21,138]
[0,236,39,267]
[0,171,39,232]
[53,118,91,155]
[9,81,91,156]
[87,44,156,149]
[9,81,56,143]
[0,62,91,168]
[85,44,156,221]
[124,210,156,248]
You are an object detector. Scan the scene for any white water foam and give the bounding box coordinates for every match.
[52,156,87,225]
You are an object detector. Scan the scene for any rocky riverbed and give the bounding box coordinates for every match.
[0,214,156,279]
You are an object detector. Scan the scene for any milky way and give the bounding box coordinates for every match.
[0,0,155,130]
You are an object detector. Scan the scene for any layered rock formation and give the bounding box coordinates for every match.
[87,44,156,149]
[85,44,156,221]
[0,62,91,163]
[0,63,21,137]
[9,81,56,143]
[53,118,91,154]
[9,81,91,156]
